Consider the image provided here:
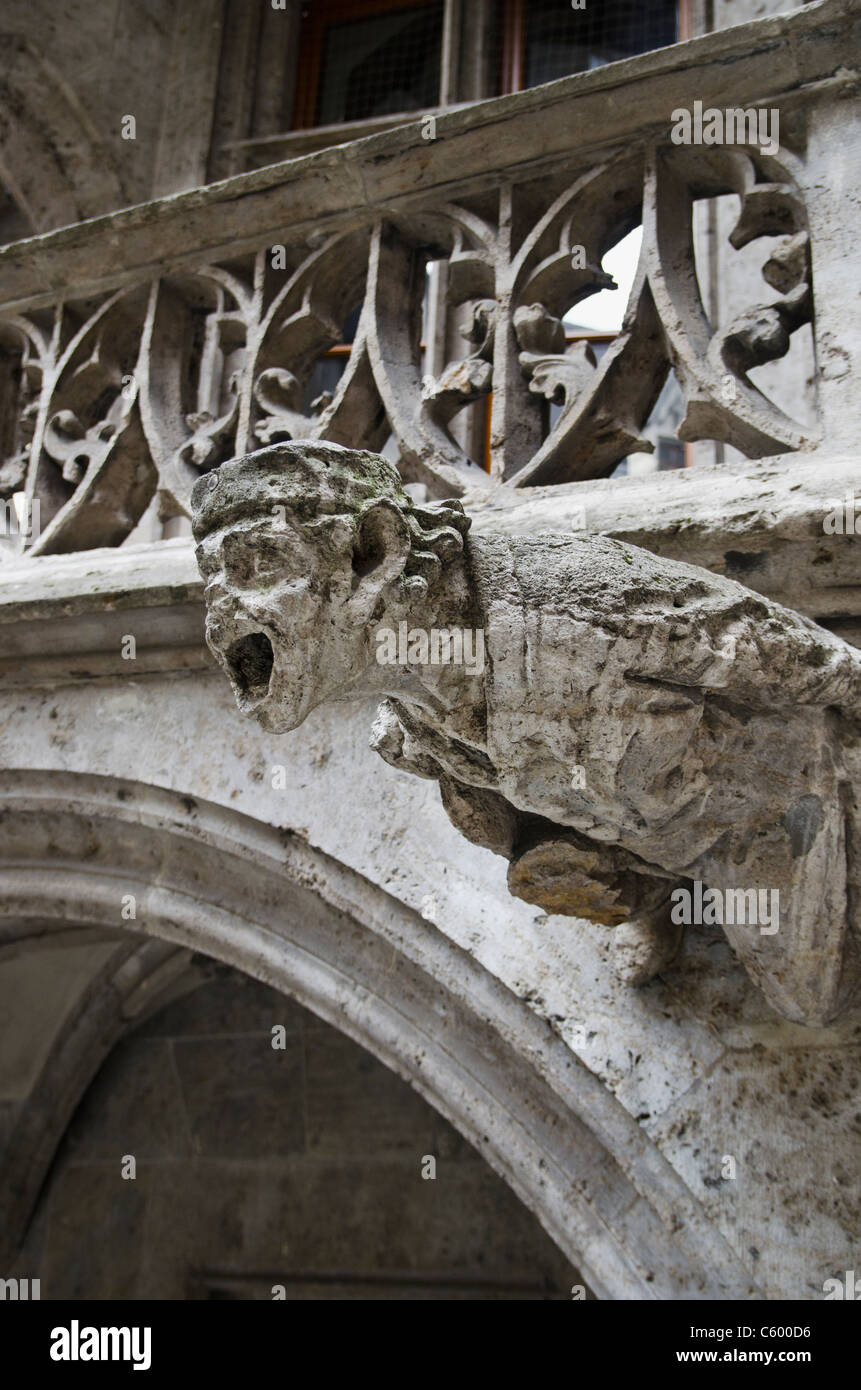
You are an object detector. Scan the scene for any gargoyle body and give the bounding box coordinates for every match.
[192,441,861,1025]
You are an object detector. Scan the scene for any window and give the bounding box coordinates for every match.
[293,0,445,130]
[293,0,685,133]
[500,0,680,95]
[291,0,690,472]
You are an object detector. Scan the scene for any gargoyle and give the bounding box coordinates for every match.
[192,441,861,1026]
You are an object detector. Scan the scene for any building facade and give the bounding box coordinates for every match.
[0,0,859,1301]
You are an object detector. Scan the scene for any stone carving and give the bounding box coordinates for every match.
[0,288,156,555]
[0,317,45,504]
[2,141,818,555]
[193,441,861,1027]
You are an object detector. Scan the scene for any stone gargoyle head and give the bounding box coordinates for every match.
[191,440,472,733]
[193,440,861,1025]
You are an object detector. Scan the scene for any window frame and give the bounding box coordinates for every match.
[500,0,690,97]
[299,0,693,471]
[290,0,690,138]
[292,0,447,131]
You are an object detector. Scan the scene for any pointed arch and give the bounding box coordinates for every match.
[0,768,760,1299]
[0,34,126,235]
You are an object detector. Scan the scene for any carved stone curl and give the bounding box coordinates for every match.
[192,442,861,1027]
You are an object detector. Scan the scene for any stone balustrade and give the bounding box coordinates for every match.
[0,0,857,556]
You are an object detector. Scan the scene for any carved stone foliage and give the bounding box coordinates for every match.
[0,144,817,554]
[0,288,155,554]
[0,316,43,500]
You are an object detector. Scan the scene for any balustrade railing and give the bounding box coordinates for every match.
[0,0,858,556]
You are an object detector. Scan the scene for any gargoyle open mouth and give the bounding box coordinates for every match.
[225,631,275,702]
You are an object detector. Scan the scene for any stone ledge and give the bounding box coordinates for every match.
[469,450,861,623]
[0,449,857,684]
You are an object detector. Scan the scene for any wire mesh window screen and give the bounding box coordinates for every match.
[314,2,444,125]
[522,0,678,86]
[484,0,679,95]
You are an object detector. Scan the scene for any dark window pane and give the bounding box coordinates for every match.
[316,3,444,126]
[524,0,677,88]
[657,436,686,470]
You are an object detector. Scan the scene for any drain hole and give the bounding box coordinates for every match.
[226,632,274,699]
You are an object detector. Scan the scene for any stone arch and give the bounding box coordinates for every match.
[0,767,760,1299]
[0,930,202,1263]
[0,34,126,235]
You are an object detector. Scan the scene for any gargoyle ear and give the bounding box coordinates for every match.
[352,498,411,587]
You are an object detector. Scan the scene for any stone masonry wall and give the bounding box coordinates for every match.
[13,964,581,1300]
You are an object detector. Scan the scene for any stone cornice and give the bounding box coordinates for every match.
[0,451,856,689]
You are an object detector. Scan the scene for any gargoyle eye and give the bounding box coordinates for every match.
[220,534,284,585]
[195,545,219,581]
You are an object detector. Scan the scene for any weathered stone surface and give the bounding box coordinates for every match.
[3,0,861,1308]
[0,768,761,1300]
[193,441,861,1027]
[1,0,856,313]
[19,969,578,1300]
[467,451,861,622]
[3,0,858,556]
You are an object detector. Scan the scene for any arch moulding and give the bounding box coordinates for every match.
[0,767,761,1300]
